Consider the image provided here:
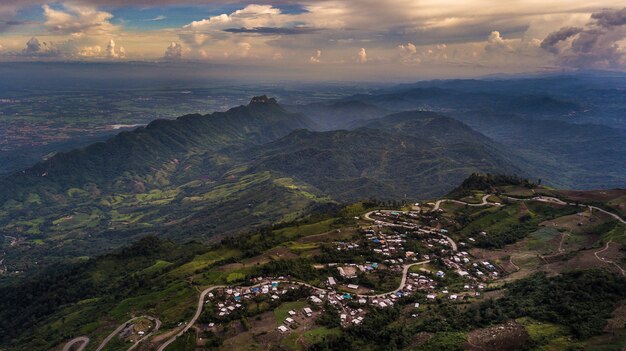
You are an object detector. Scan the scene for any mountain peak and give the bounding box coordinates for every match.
[249,95,278,105]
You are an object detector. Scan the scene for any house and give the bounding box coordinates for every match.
[328,277,336,286]
[303,307,313,317]
[278,325,288,333]
[309,296,322,304]
[285,317,295,324]
[288,310,296,316]
[347,284,359,290]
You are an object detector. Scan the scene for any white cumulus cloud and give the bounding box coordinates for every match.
[357,47,367,63]
[310,49,321,63]
[164,42,182,60]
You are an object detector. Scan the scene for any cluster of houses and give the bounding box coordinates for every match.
[277,307,315,333]
[440,251,499,282]
[307,289,368,326]
[198,207,501,336]
[203,279,300,318]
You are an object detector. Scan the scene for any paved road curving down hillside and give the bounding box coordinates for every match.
[355,260,431,298]
[431,194,497,211]
[156,261,434,350]
[128,317,162,351]
[504,195,625,224]
[156,286,225,351]
[62,337,89,351]
[64,193,625,350]
[157,193,625,350]
[594,240,626,276]
[95,315,161,351]
[62,316,159,351]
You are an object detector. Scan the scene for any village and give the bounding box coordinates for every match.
[196,206,502,336]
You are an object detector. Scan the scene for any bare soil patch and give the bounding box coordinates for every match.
[465,320,530,351]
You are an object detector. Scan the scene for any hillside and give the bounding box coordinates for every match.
[0,96,315,202]
[309,76,626,190]
[1,177,624,351]
[247,111,521,200]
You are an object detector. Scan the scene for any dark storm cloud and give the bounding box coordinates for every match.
[591,7,626,27]
[223,26,320,35]
[540,26,583,53]
[541,7,626,68]
[19,37,62,57]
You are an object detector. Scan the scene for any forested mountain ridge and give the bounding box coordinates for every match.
[0,96,315,202]
[246,111,522,200]
[313,76,626,189]
[0,99,520,278]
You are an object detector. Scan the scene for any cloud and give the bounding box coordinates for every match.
[147,15,166,21]
[540,26,583,53]
[309,49,321,63]
[78,45,102,57]
[398,43,417,55]
[485,31,513,53]
[223,26,320,35]
[21,36,61,57]
[591,7,626,27]
[397,42,454,64]
[106,39,125,59]
[541,7,626,69]
[357,47,367,63]
[178,3,326,51]
[42,4,116,35]
[237,42,252,57]
[164,41,182,60]
[398,43,420,63]
[182,5,284,36]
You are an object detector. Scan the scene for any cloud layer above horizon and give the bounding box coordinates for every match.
[1,0,625,79]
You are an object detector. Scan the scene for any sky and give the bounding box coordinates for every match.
[0,1,626,80]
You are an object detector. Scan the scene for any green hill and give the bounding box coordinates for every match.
[247,111,521,200]
[0,96,314,202]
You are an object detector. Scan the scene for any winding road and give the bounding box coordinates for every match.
[356,260,431,298]
[62,316,160,351]
[594,240,626,276]
[156,286,225,351]
[431,194,497,211]
[504,195,625,224]
[96,316,161,351]
[156,193,624,349]
[61,337,89,351]
[62,192,624,350]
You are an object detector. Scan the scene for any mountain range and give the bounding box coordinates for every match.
[0,95,521,276]
[1,74,625,279]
